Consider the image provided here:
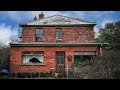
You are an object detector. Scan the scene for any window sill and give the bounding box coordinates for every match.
[56,40,63,42]
[20,63,45,66]
[35,40,44,42]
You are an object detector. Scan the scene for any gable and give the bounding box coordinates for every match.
[20,14,96,26]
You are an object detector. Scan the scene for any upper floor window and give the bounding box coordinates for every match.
[35,28,43,41]
[56,28,62,40]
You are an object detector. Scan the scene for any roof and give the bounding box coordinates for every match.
[10,43,108,47]
[20,14,96,27]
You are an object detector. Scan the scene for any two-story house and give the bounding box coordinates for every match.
[10,12,107,73]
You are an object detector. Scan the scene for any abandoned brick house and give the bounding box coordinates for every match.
[10,12,107,73]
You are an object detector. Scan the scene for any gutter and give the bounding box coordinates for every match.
[19,24,96,27]
[10,43,109,47]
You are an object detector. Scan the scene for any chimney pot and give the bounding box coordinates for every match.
[39,12,44,19]
[34,16,37,20]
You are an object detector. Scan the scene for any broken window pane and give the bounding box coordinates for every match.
[29,57,40,63]
[22,51,44,64]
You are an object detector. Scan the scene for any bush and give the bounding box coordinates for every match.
[70,50,120,79]
[9,72,52,78]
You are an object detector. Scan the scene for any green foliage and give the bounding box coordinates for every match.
[95,21,120,50]
[0,43,10,70]
[73,56,95,67]
[70,50,120,79]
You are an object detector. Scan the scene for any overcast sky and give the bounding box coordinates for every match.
[0,11,120,45]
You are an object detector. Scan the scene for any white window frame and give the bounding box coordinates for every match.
[22,51,44,64]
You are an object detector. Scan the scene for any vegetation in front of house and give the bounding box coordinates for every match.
[0,43,10,71]
[0,72,53,79]
[68,50,120,79]
[73,55,95,67]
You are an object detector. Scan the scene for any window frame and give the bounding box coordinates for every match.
[56,28,62,41]
[21,51,44,65]
[74,51,96,56]
[35,28,44,41]
[74,51,96,64]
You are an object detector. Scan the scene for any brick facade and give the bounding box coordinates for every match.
[10,14,105,73]
[10,46,99,72]
[22,26,95,43]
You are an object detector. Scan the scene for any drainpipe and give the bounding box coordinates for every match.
[66,64,68,78]
[100,43,103,57]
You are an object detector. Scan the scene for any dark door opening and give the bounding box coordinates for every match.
[55,51,65,74]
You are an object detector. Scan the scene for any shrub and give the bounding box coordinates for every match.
[70,50,120,79]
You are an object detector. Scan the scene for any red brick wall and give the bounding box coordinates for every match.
[10,46,99,72]
[22,26,95,43]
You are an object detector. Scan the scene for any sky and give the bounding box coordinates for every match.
[0,11,120,45]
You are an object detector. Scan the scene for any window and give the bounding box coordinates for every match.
[74,51,96,56]
[35,28,43,41]
[22,51,44,64]
[56,28,62,40]
[74,51,96,64]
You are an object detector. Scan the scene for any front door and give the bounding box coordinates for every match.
[56,52,65,74]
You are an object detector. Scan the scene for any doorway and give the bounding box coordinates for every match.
[55,51,65,74]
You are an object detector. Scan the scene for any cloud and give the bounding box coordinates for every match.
[101,19,113,28]
[3,11,63,23]
[1,11,116,25]
[94,26,100,38]
[0,23,18,45]
[5,11,87,21]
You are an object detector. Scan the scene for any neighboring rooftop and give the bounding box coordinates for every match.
[20,12,96,26]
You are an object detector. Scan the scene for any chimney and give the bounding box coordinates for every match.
[39,12,44,19]
[34,16,37,20]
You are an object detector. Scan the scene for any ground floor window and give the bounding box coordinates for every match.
[22,51,44,64]
[74,51,96,64]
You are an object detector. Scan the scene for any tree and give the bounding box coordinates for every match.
[0,42,10,70]
[95,21,120,50]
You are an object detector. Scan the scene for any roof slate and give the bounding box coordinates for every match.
[20,14,96,26]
